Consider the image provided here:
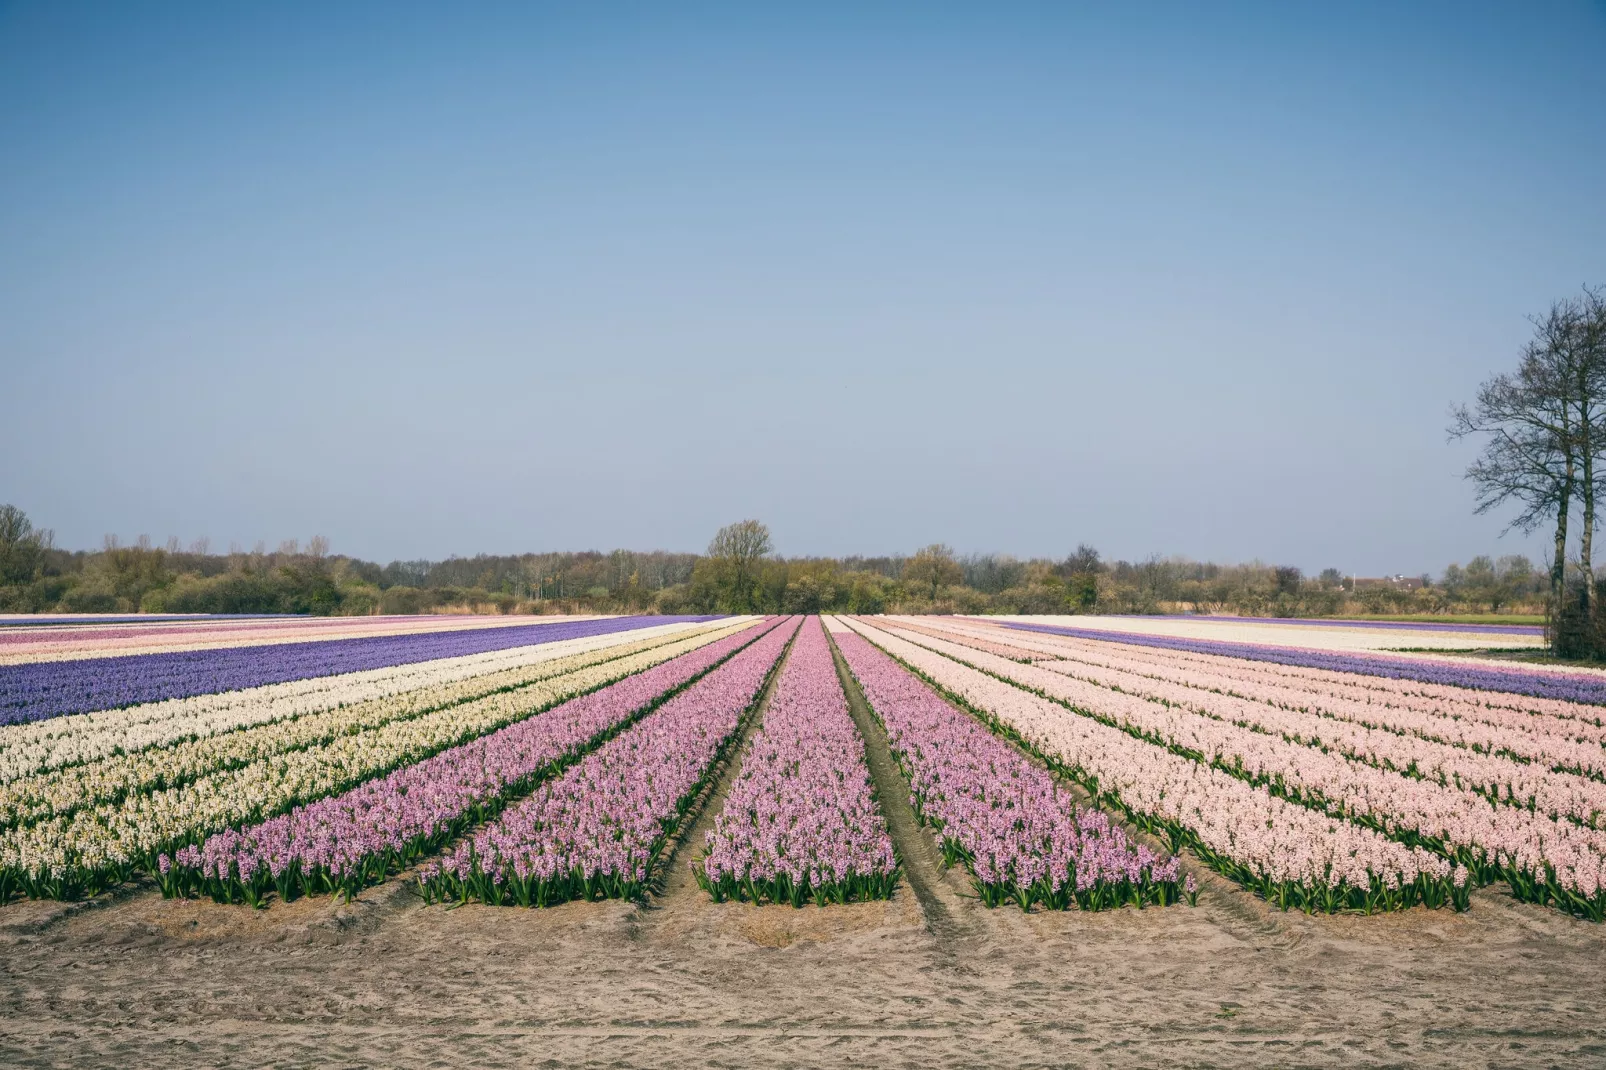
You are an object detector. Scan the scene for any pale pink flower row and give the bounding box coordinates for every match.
[841,619,1453,898]
[949,618,1606,732]
[877,622,1606,901]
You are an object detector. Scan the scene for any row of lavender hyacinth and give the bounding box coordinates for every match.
[1000,622,1606,706]
[417,616,802,906]
[161,618,783,906]
[695,618,898,907]
[0,615,716,724]
[831,625,1193,911]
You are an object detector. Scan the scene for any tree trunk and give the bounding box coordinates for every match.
[1551,465,1574,652]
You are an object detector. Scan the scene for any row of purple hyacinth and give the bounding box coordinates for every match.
[416,616,803,907]
[1001,622,1606,706]
[161,618,781,906]
[0,615,718,724]
[833,628,1193,911]
[695,617,898,907]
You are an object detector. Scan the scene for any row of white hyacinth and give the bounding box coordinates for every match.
[0,623,748,829]
[0,620,721,783]
[0,621,754,898]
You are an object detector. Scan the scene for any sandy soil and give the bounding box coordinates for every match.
[2,647,1604,1068]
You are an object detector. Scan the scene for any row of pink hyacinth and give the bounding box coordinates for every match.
[1033,642,1606,767]
[914,620,1606,809]
[877,621,1606,918]
[832,627,1192,911]
[972,620,1606,747]
[161,618,783,906]
[842,618,1465,914]
[695,618,898,907]
[901,621,1606,826]
[1027,647,1606,823]
[898,622,1606,845]
[416,616,803,907]
[952,617,1606,733]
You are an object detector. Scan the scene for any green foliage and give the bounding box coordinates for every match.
[0,504,1553,621]
[704,519,773,612]
[0,505,53,587]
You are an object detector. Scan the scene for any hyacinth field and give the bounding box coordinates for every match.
[695,617,899,907]
[3,609,1606,926]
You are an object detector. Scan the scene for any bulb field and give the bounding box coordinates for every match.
[1,609,1604,925]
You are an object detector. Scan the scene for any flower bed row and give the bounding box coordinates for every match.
[0,622,757,902]
[0,615,714,724]
[945,618,1606,738]
[893,621,1606,825]
[695,617,898,907]
[1029,652,1606,824]
[998,621,1606,706]
[831,626,1190,911]
[0,621,718,782]
[417,617,803,907]
[164,618,787,906]
[0,623,738,829]
[842,619,1463,914]
[878,622,1606,919]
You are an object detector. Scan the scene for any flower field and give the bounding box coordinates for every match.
[831,622,1191,911]
[695,617,898,907]
[0,615,750,900]
[418,616,803,906]
[2,606,1605,926]
[0,614,720,724]
[847,614,1606,918]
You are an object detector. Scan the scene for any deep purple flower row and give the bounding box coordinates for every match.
[162,618,781,906]
[696,618,897,907]
[1000,622,1606,706]
[834,629,1191,911]
[418,617,802,907]
[0,615,719,724]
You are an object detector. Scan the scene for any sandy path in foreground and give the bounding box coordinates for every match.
[1,631,1603,1067]
[3,862,1602,1068]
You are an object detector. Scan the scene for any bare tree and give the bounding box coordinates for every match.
[1451,288,1606,650]
[706,519,772,612]
[1580,286,1606,615]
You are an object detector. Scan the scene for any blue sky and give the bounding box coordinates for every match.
[2,2,1603,573]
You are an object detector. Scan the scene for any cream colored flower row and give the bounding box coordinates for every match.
[0,620,758,881]
[0,621,753,829]
[0,620,726,781]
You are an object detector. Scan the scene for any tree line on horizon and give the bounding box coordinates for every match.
[0,506,1546,620]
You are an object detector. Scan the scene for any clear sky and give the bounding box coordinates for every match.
[2,2,1603,573]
